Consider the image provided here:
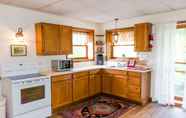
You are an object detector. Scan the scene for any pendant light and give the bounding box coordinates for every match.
[112,18,119,44]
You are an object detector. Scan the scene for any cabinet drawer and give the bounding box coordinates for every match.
[128,77,141,86]
[128,72,141,77]
[103,69,127,76]
[128,93,141,101]
[73,71,89,78]
[128,85,141,93]
[52,74,72,82]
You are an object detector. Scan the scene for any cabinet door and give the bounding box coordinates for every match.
[73,76,89,101]
[59,25,72,54]
[40,23,60,55]
[134,23,152,52]
[52,75,72,110]
[102,75,112,94]
[112,75,127,98]
[89,75,96,96]
[89,74,101,96]
[95,74,101,94]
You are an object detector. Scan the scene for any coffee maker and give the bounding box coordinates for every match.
[95,38,104,65]
[96,54,104,65]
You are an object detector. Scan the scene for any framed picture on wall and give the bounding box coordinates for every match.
[11,45,27,56]
[127,58,136,68]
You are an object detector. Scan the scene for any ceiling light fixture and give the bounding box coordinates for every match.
[112,18,119,44]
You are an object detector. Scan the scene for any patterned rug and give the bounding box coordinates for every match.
[58,96,136,118]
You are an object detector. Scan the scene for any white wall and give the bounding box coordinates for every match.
[0,4,99,77]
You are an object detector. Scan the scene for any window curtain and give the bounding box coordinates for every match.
[177,29,186,109]
[152,23,176,105]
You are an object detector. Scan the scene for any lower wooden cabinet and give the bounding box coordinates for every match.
[127,71,151,105]
[112,75,127,98]
[89,70,101,96]
[102,75,112,94]
[73,72,89,101]
[51,74,73,110]
[51,69,151,110]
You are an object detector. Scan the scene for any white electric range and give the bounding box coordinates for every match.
[2,73,51,118]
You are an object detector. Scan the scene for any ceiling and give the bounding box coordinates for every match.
[1,0,186,23]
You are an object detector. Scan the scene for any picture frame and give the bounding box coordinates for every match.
[127,58,136,68]
[11,45,27,56]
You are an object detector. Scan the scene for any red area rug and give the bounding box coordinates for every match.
[58,96,136,118]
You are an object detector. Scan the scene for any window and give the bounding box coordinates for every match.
[68,31,94,60]
[175,29,186,98]
[112,31,137,58]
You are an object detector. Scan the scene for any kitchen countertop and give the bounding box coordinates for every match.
[41,65,151,77]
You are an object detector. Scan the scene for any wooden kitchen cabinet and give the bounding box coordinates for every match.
[112,74,127,98]
[127,71,151,105]
[35,23,60,55]
[59,25,72,55]
[134,23,152,52]
[51,74,73,110]
[89,70,101,96]
[73,72,89,101]
[102,75,112,94]
[35,23,72,55]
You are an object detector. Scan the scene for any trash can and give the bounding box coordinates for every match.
[0,97,6,118]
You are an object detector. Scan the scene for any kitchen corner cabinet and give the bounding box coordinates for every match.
[73,72,89,101]
[35,23,72,55]
[102,72,112,94]
[89,70,101,96]
[51,74,73,110]
[134,23,152,52]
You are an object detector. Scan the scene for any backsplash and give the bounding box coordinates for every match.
[0,55,67,77]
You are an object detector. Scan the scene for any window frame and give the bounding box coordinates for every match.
[68,27,95,62]
[106,27,136,59]
[71,45,88,59]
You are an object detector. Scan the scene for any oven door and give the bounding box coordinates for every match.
[12,77,51,116]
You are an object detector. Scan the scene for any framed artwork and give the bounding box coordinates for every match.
[127,58,136,68]
[11,45,27,56]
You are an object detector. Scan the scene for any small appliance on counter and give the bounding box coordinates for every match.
[51,59,73,72]
[96,54,104,65]
[95,40,104,65]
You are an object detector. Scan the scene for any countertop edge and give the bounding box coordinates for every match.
[41,66,151,77]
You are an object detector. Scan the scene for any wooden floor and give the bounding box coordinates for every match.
[51,103,186,118]
[121,103,186,118]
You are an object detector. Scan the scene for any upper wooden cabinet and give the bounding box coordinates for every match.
[59,25,72,55]
[134,23,152,52]
[35,23,60,55]
[35,23,72,55]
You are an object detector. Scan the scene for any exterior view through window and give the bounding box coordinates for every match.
[175,29,186,99]
[68,31,93,60]
[112,31,137,58]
